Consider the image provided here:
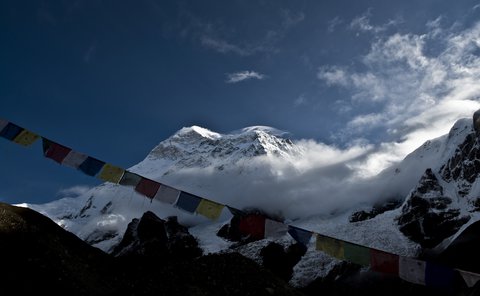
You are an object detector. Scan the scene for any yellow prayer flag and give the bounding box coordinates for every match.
[98,164,125,183]
[13,130,39,146]
[316,234,345,260]
[196,199,224,220]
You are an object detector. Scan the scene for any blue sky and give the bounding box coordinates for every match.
[1,0,480,204]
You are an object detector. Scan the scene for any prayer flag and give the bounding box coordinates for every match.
[119,171,142,187]
[264,219,288,238]
[288,226,313,247]
[0,119,8,132]
[13,129,39,146]
[78,157,105,176]
[175,191,202,213]
[370,249,399,275]
[458,269,480,288]
[154,184,180,204]
[42,138,72,164]
[62,151,88,168]
[196,199,224,220]
[98,164,125,183]
[425,262,455,288]
[0,123,23,140]
[316,234,345,260]
[399,257,426,285]
[344,242,371,266]
[135,177,161,199]
[238,214,266,240]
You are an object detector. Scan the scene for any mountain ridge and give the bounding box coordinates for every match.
[19,112,480,288]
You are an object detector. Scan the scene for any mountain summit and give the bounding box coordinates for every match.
[23,125,303,251]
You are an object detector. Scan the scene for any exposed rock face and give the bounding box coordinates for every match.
[260,242,307,281]
[440,132,480,196]
[396,111,480,248]
[112,211,202,259]
[398,169,470,248]
[0,203,303,296]
[349,199,402,223]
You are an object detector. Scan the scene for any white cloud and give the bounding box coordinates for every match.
[226,71,266,83]
[57,185,92,198]
[327,16,343,33]
[281,9,305,28]
[350,9,402,34]
[294,94,308,106]
[318,19,480,175]
[317,66,349,86]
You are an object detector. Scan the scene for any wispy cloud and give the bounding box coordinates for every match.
[350,9,402,34]
[57,185,92,198]
[294,94,308,107]
[188,9,304,56]
[318,18,480,175]
[281,9,305,29]
[226,71,266,83]
[327,16,344,33]
[201,36,270,56]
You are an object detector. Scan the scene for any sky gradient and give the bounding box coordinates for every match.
[1,0,480,204]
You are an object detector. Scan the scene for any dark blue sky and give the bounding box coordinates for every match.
[2,0,480,204]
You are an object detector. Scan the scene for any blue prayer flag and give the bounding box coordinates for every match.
[288,226,313,247]
[175,191,202,213]
[78,157,105,176]
[0,123,23,140]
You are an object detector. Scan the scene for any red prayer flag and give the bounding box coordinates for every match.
[370,249,399,275]
[42,138,72,164]
[238,214,266,240]
[135,177,161,199]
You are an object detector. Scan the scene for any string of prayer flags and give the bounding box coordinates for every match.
[458,269,480,288]
[344,242,371,266]
[78,156,105,176]
[316,234,345,260]
[399,257,426,286]
[3,117,480,289]
[264,218,288,238]
[238,214,266,240]
[43,138,72,164]
[175,191,202,213]
[425,262,455,288]
[62,151,89,169]
[196,199,224,220]
[370,249,399,275]
[0,122,23,140]
[98,164,125,183]
[288,226,313,248]
[119,171,142,187]
[135,177,161,199]
[154,184,180,205]
[13,129,39,146]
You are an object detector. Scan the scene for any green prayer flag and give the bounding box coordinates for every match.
[316,234,344,260]
[344,242,371,266]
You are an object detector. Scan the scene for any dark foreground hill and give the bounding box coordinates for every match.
[0,202,301,296]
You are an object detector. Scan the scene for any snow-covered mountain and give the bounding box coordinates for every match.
[22,125,305,251]
[20,112,480,278]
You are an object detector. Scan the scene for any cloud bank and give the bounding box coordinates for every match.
[319,16,480,176]
[165,16,480,221]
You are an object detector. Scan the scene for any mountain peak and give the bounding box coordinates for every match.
[174,126,221,140]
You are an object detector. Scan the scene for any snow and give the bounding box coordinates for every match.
[17,115,480,286]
